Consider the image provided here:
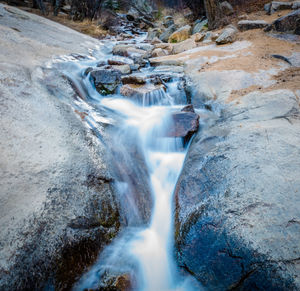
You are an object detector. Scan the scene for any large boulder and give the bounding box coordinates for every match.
[238,20,269,31]
[174,89,300,290]
[90,68,121,95]
[271,9,300,33]
[112,44,151,63]
[159,24,178,42]
[216,25,237,44]
[168,25,192,43]
[0,4,121,290]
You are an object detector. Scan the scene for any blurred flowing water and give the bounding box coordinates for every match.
[45,35,203,291]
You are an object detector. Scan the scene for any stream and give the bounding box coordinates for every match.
[45,33,206,291]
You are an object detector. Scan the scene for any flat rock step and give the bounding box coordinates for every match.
[238,20,269,31]
[108,56,134,66]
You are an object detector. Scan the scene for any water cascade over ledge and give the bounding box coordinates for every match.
[44,35,205,291]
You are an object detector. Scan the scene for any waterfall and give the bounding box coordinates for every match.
[46,36,202,291]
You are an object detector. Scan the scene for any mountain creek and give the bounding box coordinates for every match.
[0,2,300,291]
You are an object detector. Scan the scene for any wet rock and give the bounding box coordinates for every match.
[121,74,146,85]
[100,272,137,291]
[120,83,166,104]
[0,4,153,290]
[130,63,140,71]
[159,24,178,42]
[163,16,175,28]
[168,25,192,43]
[172,38,197,54]
[192,19,208,34]
[238,20,269,31]
[174,90,300,290]
[148,67,184,83]
[271,9,300,33]
[181,104,195,113]
[220,1,234,16]
[90,68,121,95]
[108,56,134,66]
[114,274,134,291]
[111,65,131,75]
[151,48,169,57]
[167,111,199,138]
[216,26,237,44]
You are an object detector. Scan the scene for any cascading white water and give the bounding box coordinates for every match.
[100,98,188,290]
[47,36,202,291]
[73,95,199,291]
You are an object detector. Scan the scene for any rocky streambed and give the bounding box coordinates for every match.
[1,2,300,291]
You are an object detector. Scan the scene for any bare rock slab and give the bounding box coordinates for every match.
[172,38,197,54]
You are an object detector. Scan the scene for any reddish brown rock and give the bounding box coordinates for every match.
[114,274,134,291]
[121,75,146,85]
[167,111,199,138]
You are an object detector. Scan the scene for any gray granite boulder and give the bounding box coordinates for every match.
[175,89,300,290]
[216,26,237,44]
[159,24,178,42]
[238,20,269,31]
[192,19,208,34]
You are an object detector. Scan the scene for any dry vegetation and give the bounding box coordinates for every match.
[13,6,108,38]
